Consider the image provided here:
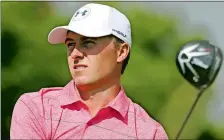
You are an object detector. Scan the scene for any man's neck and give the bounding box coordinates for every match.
[76,81,121,117]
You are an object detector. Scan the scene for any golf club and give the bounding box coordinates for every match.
[175,40,223,140]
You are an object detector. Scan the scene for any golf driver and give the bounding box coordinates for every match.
[175,40,223,140]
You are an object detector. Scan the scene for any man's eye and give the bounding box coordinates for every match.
[82,41,95,48]
[67,43,76,48]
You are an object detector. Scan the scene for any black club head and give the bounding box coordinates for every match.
[176,40,223,90]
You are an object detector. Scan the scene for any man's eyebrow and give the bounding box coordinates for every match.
[65,36,99,44]
[80,36,98,41]
[65,38,74,44]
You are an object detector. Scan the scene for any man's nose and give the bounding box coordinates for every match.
[71,48,84,60]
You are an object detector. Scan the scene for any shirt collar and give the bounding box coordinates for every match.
[58,80,130,118]
[58,80,81,106]
[106,86,130,119]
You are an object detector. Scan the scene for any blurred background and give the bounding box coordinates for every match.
[1,1,224,139]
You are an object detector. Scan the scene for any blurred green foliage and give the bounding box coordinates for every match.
[1,2,224,139]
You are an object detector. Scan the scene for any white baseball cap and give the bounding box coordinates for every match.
[48,3,132,47]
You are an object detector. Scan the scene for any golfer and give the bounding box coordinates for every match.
[10,3,169,139]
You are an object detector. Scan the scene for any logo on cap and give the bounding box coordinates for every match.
[112,29,126,38]
[72,7,91,21]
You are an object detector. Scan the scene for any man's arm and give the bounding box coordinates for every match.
[154,125,169,140]
[10,94,47,139]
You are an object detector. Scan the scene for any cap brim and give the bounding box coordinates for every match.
[48,26,112,44]
[48,26,68,44]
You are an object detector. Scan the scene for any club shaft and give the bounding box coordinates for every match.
[175,88,205,140]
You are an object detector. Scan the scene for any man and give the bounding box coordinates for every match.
[10,3,169,139]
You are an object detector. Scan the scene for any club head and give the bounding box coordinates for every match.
[176,40,223,90]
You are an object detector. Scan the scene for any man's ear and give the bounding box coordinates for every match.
[117,43,130,63]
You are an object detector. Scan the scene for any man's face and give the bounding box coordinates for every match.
[65,31,121,88]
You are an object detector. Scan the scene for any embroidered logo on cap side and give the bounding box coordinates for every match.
[71,7,91,21]
[112,29,126,38]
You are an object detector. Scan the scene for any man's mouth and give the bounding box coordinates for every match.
[73,64,88,70]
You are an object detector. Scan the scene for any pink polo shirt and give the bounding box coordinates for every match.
[10,80,169,139]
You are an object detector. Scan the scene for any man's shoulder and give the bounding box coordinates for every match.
[130,102,169,139]
[17,86,64,105]
[130,102,161,128]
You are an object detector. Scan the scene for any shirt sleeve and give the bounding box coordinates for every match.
[154,125,169,140]
[10,94,47,139]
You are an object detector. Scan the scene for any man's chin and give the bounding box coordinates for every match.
[73,76,90,86]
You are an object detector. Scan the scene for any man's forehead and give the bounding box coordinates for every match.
[65,31,94,43]
[65,31,111,43]
[66,31,85,39]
